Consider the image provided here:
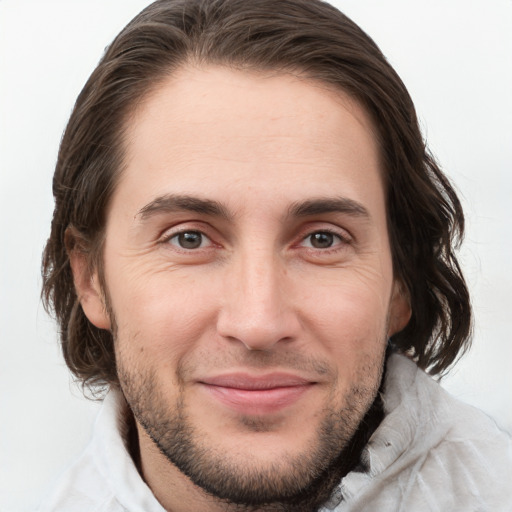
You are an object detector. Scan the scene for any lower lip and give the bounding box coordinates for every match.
[202,384,313,415]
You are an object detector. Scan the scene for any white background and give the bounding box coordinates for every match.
[1,1,511,510]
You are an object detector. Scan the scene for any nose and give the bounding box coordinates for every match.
[216,250,300,351]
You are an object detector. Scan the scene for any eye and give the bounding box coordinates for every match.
[168,230,211,250]
[301,231,344,249]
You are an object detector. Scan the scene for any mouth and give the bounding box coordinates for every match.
[198,373,316,415]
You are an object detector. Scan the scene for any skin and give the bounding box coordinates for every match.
[72,66,410,511]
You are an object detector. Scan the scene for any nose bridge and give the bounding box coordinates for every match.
[217,244,296,350]
[241,246,280,313]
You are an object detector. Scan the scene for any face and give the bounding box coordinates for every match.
[75,66,410,510]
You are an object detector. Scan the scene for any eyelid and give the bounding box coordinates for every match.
[299,231,342,248]
[291,224,355,262]
[158,223,219,249]
[168,230,213,249]
[297,223,353,243]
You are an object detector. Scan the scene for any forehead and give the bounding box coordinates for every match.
[114,65,384,220]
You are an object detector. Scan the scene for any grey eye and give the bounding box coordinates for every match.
[171,231,206,249]
[301,231,344,249]
[309,232,336,249]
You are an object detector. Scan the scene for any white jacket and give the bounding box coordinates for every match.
[38,354,512,511]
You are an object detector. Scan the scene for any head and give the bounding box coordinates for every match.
[42,0,471,509]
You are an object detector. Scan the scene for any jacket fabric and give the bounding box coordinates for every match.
[37,354,512,511]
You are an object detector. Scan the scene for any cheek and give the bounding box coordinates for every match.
[108,263,220,361]
[305,278,390,396]
[296,267,392,353]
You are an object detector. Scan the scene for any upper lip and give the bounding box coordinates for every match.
[200,373,314,390]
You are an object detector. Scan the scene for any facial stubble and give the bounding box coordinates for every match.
[116,343,386,512]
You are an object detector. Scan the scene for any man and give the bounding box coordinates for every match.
[39,0,512,510]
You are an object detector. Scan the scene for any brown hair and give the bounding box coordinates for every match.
[42,0,471,390]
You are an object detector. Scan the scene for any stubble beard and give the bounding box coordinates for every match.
[116,346,386,512]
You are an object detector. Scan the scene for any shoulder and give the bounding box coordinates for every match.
[36,442,121,512]
[340,354,512,511]
[36,390,164,512]
[386,353,512,454]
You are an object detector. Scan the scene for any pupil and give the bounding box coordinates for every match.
[179,232,202,249]
[311,232,333,248]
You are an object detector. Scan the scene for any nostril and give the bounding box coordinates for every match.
[217,311,299,351]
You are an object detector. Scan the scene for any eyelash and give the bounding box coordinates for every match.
[160,226,352,254]
[298,230,350,252]
[163,230,215,251]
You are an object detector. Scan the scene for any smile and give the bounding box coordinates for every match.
[199,373,316,415]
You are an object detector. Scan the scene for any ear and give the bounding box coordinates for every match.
[66,230,111,330]
[387,279,411,337]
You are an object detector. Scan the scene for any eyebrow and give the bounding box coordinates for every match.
[137,194,232,220]
[287,197,370,219]
[136,193,370,223]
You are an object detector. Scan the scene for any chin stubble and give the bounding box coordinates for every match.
[117,350,385,512]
